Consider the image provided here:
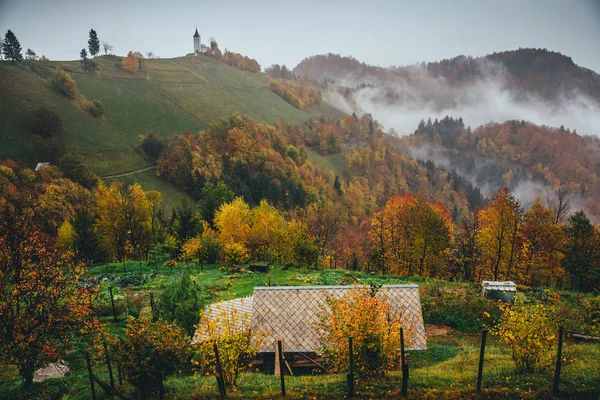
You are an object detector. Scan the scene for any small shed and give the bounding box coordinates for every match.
[35,162,50,171]
[249,262,269,273]
[481,281,516,302]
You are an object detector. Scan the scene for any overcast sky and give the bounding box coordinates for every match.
[1,0,599,72]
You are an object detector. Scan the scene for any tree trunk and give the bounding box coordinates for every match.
[22,363,35,387]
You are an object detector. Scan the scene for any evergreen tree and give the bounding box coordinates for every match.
[2,30,23,61]
[87,29,100,57]
[79,48,88,63]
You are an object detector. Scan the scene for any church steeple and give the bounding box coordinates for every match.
[193,26,201,53]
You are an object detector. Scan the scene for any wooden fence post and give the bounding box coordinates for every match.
[117,360,123,385]
[347,336,355,397]
[553,326,564,396]
[213,342,226,399]
[156,353,165,400]
[85,351,97,400]
[150,292,156,321]
[477,329,488,392]
[400,327,408,397]
[278,339,286,397]
[102,339,115,389]
[109,286,118,322]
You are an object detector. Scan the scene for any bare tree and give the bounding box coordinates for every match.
[146,51,155,59]
[546,188,572,224]
[102,41,113,55]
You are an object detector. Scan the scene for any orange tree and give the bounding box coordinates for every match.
[315,286,402,379]
[0,166,96,386]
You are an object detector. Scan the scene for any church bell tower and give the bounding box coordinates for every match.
[193,27,201,54]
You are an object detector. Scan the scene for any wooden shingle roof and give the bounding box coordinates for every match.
[194,285,427,353]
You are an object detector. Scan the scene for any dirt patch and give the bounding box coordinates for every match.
[425,324,453,338]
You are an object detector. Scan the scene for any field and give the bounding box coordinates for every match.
[1,263,598,399]
[0,55,343,207]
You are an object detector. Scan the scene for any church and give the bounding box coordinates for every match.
[193,28,209,54]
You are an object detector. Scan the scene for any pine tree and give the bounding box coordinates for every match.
[80,48,88,64]
[2,30,23,61]
[88,29,100,57]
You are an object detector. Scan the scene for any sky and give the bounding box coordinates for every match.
[1,0,600,72]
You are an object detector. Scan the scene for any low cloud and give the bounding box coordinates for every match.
[326,63,600,137]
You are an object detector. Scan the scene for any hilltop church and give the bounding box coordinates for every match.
[193,28,209,54]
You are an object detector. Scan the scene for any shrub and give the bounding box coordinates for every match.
[492,301,557,373]
[157,274,207,336]
[140,132,165,161]
[111,314,192,399]
[223,242,249,265]
[91,100,104,117]
[122,51,140,73]
[31,107,62,138]
[51,70,79,99]
[194,300,264,387]
[315,286,403,379]
[420,283,500,331]
[58,149,99,188]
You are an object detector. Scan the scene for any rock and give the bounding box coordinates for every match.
[33,361,70,382]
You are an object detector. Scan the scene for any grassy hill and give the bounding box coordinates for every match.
[0,55,343,205]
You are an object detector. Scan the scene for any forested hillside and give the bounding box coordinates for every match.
[0,54,342,205]
[294,48,600,105]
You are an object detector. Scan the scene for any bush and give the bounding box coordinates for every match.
[492,301,557,373]
[31,107,62,138]
[223,242,249,265]
[316,286,403,379]
[91,100,104,117]
[156,274,207,336]
[420,283,500,331]
[51,70,79,99]
[140,132,165,161]
[194,300,264,387]
[58,149,99,188]
[111,314,192,399]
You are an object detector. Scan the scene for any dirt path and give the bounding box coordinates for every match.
[101,165,156,179]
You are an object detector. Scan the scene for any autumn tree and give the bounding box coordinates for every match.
[369,194,454,277]
[94,181,161,264]
[476,188,523,281]
[214,197,251,247]
[122,51,140,73]
[449,212,480,281]
[521,199,565,286]
[2,29,23,61]
[0,167,96,386]
[88,29,100,57]
[111,314,191,399]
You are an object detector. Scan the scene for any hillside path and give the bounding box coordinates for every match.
[101,165,156,179]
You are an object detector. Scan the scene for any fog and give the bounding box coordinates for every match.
[325,64,600,137]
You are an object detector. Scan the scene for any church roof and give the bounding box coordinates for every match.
[193,28,200,38]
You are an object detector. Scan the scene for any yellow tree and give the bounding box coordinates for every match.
[214,197,251,245]
[476,188,523,281]
[94,181,161,264]
[247,199,285,262]
[121,51,140,73]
